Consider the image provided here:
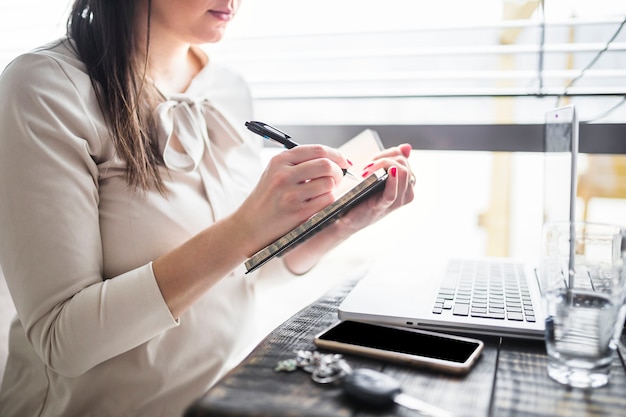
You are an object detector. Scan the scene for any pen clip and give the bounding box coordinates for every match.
[245,121,292,142]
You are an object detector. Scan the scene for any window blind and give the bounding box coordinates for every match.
[206,0,626,124]
[1,1,624,124]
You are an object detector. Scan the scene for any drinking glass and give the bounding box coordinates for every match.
[540,221,626,388]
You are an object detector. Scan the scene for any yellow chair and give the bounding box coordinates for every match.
[577,155,626,222]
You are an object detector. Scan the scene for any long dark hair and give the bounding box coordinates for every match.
[67,0,165,192]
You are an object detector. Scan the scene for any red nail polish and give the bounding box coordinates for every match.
[347,159,354,166]
[362,171,369,178]
[363,163,374,170]
[390,167,397,177]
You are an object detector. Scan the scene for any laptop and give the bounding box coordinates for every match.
[338,105,579,340]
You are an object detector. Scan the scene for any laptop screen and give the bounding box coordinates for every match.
[543,105,579,225]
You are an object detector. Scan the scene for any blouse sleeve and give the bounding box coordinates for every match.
[0,50,178,377]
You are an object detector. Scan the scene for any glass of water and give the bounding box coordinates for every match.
[540,221,626,388]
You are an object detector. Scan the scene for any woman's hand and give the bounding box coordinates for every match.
[281,143,415,275]
[335,143,415,235]
[234,144,353,257]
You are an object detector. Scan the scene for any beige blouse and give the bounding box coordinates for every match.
[0,39,268,417]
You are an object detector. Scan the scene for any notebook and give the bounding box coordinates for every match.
[245,129,387,273]
[337,106,579,340]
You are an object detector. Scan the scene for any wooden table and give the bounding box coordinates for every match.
[184,277,626,417]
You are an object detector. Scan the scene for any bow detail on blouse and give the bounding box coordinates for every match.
[155,95,243,172]
[154,94,247,220]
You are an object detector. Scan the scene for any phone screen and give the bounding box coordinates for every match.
[316,321,481,363]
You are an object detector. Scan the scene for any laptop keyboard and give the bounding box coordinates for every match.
[432,259,536,323]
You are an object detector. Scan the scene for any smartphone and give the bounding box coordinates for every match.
[314,320,484,375]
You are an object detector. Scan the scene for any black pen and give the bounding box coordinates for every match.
[245,120,357,178]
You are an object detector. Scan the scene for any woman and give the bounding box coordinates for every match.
[0,1,414,416]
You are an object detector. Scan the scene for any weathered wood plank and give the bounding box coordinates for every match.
[184,277,626,417]
[367,335,499,417]
[493,337,626,417]
[185,276,498,417]
[184,277,359,417]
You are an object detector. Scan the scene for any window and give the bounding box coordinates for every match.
[207,0,626,125]
[1,1,624,125]
[2,1,624,261]
[0,2,69,71]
